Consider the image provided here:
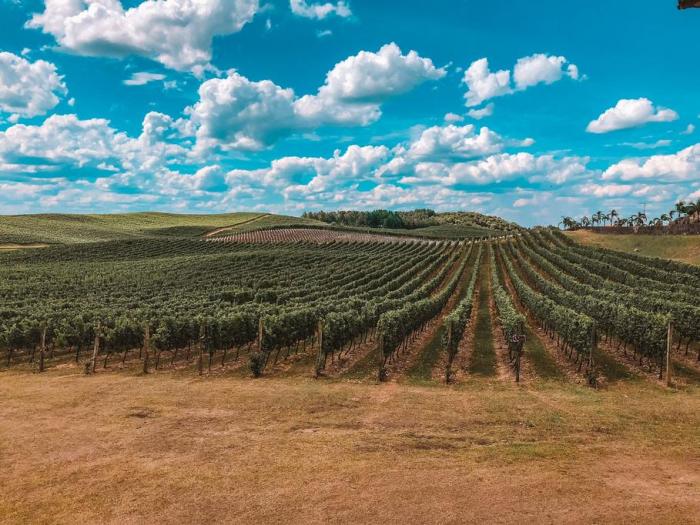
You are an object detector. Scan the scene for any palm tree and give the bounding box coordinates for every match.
[581,216,591,228]
[634,211,647,226]
[686,201,699,223]
[609,209,619,226]
[675,201,687,220]
[660,213,671,225]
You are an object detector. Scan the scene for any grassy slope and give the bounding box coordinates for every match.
[0,212,271,244]
[1,371,698,524]
[565,230,700,266]
[0,211,505,246]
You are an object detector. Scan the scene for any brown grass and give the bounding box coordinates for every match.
[1,370,698,524]
[565,230,700,266]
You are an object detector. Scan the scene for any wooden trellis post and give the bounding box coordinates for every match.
[666,321,673,387]
[142,324,150,374]
[88,322,100,374]
[257,318,264,352]
[314,320,324,378]
[198,321,205,376]
[38,324,47,373]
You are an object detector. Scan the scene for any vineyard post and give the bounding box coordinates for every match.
[142,324,150,374]
[198,322,205,376]
[666,321,673,387]
[257,318,264,353]
[314,320,323,378]
[377,339,385,382]
[88,322,100,374]
[589,326,596,370]
[445,322,453,383]
[38,323,47,373]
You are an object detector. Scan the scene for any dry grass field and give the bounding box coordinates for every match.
[1,368,698,524]
[566,230,700,267]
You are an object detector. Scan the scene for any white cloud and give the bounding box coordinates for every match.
[187,71,297,151]
[189,43,445,150]
[0,112,189,177]
[401,152,588,186]
[463,54,580,107]
[124,72,166,86]
[0,52,67,120]
[444,112,464,123]
[603,143,700,181]
[402,124,505,161]
[317,29,333,38]
[682,124,695,135]
[618,139,672,150]
[513,54,578,90]
[290,0,351,19]
[586,98,679,134]
[26,0,260,73]
[463,58,511,108]
[579,182,633,197]
[315,43,445,103]
[467,103,494,120]
[0,114,124,169]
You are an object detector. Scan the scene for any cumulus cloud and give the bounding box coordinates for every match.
[290,0,351,19]
[401,125,506,161]
[579,182,633,197]
[0,112,189,177]
[124,72,166,86]
[463,53,579,107]
[0,52,67,120]
[26,0,260,73]
[586,98,679,134]
[315,43,445,103]
[189,43,445,150]
[513,54,578,90]
[463,58,511,108]
[444,113,464,123]
[399,152,588,187]
[602,143,700,181]
[187,71,298,151]
[467,103,494,120]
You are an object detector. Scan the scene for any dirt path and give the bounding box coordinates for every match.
[203,213,269,238]
[467,255,498,376]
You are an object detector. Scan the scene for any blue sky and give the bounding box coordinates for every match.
[0,0,698,226]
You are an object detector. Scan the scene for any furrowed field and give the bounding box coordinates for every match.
[1,214,698,524]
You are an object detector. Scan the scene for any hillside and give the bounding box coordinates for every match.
[565,230,700,267]
[0,212,324,245]
[0,211,509,246]
[302,209,520,239]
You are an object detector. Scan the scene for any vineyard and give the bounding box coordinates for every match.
[2,216,699,523]
[1,215,699,389]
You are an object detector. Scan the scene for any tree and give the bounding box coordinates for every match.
[609,209,619,226]
[679,0,700,9]
[633,211,647,227]
[675,201,687,220]
[660,213,671,225]
[581,216,591,228]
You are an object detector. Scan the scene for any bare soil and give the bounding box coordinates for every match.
[1,370,698,524]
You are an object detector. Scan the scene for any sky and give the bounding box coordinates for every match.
[0,0,698,226]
